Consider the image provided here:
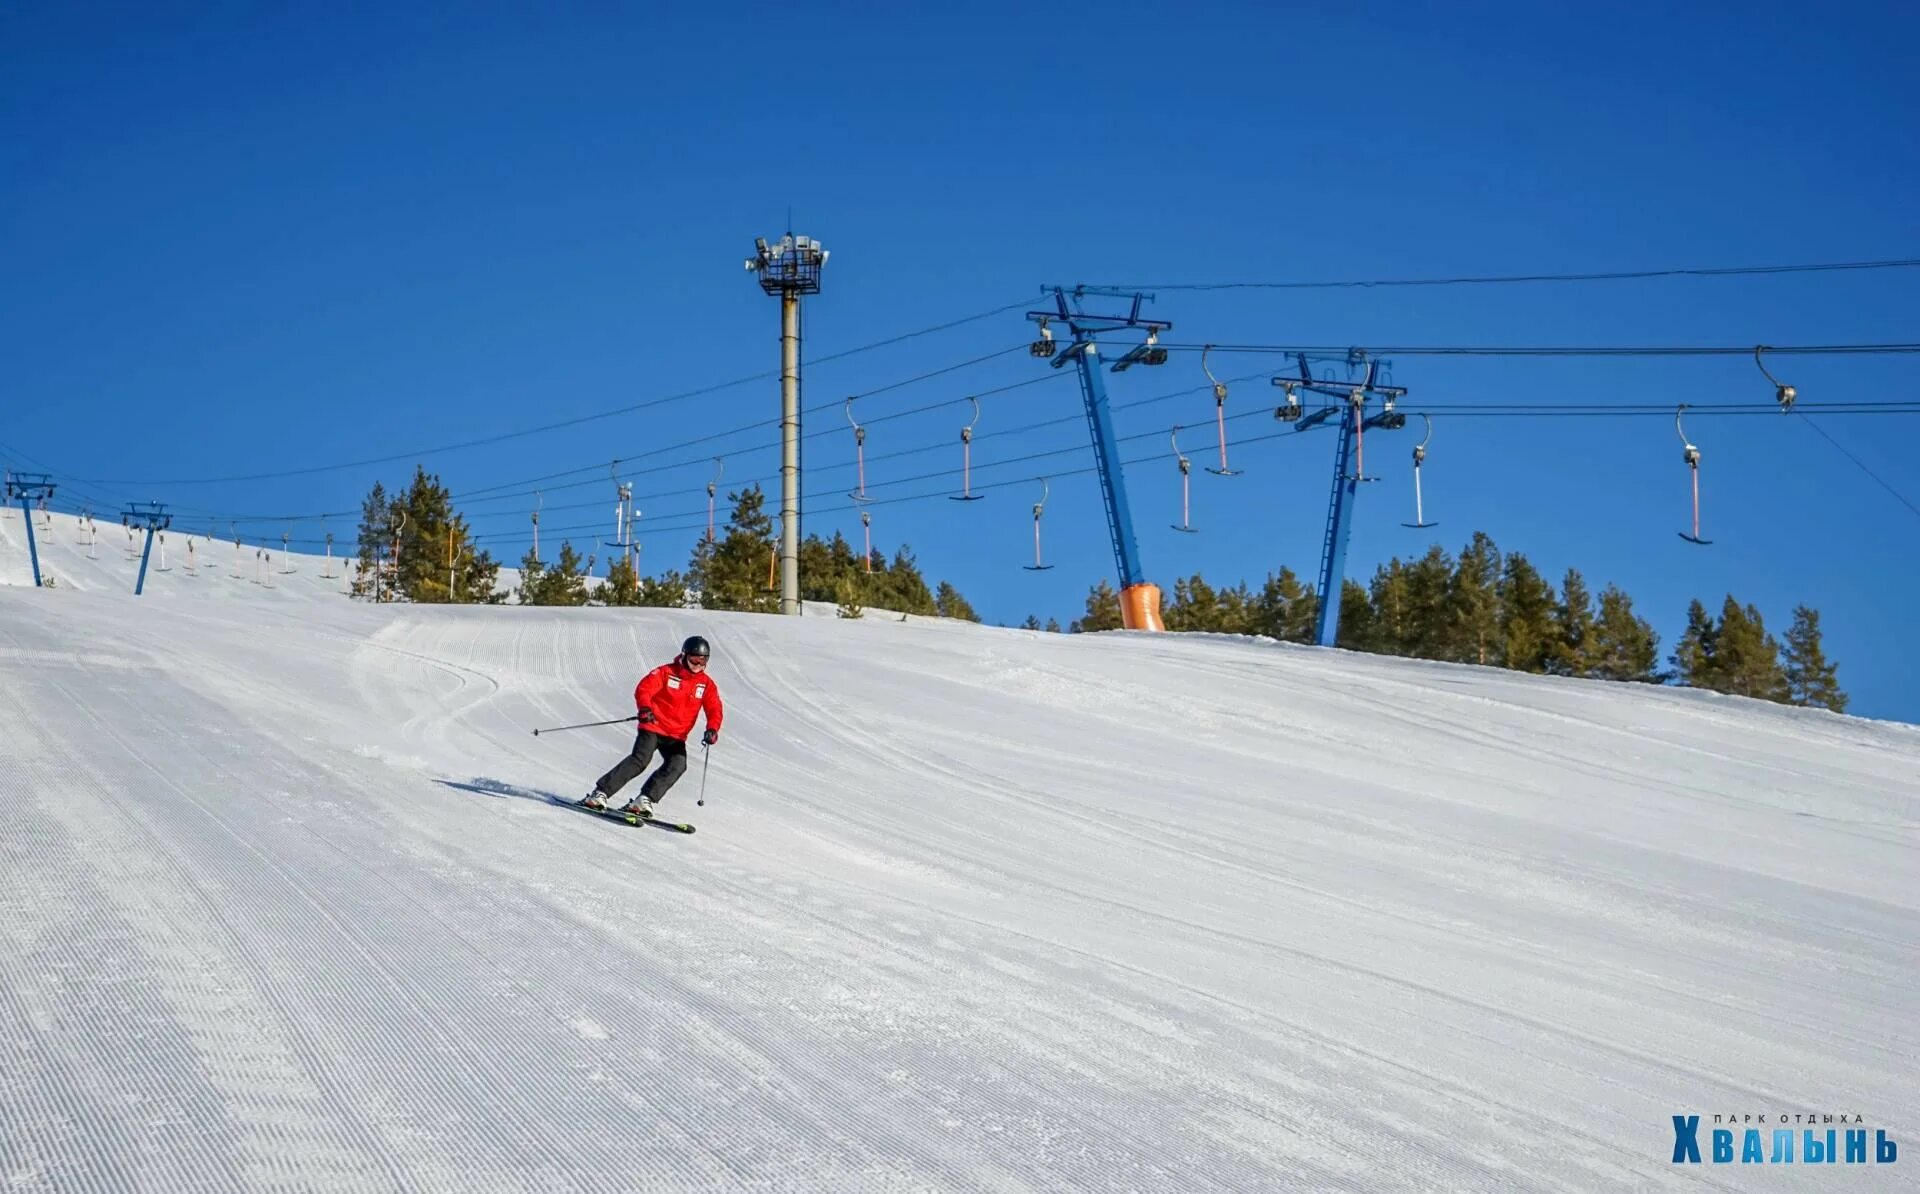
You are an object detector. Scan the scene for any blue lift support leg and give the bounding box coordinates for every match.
[1315,407,1360,647]
[1030,288,1172,631]
[19,496,44,588]
[122,502,172,596]
[1282,353,1408,649]
[135,526,157,595]
[5,473,57,588]
[1068,343,1145,589]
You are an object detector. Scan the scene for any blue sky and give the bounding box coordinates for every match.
[4,3,1916,721]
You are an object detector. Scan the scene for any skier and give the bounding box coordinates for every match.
[581,635,724,818]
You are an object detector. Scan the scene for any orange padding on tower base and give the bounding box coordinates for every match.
[1120,583,1165,632]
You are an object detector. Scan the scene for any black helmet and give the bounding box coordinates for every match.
[681,635,711,659]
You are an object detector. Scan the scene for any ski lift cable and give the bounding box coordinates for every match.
[377,396,1920,545]
[1147,341,1920,358]
[1084,256,1920,291]
[51,300,1039,490]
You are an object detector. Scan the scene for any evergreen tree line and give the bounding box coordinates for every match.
[354,477,982,620]
[350,477,1846,713]
[351,467,502,604]
[1051,530,1847,712]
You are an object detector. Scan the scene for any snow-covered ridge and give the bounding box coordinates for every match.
[2,505,1916,1190]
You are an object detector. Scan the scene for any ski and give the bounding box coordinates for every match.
[551,796,695,834]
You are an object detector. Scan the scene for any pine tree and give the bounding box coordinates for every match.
[1550,568,1595,677]
[467,551,502,604]
[934,581,979,622]
[1588,585,1661,682]
[836,577,865,619]
[1403,545,1454,659]
[392,466,465,603]
[352,480,392,601]
[1166,573,1224,632]
[1367,560,1413,655]
[1671,598,1717,688]
[1782,605,1848,713]
[1215,582,1254,636]
[1497,552,1558,674]
[1044,617,1062,633]
[637,568,691,608]
[1334,579,1373,650]
[542,541,592,607]
[603,555,640,607]
[692,485,777,612]
[877,545,936,615]
[515,548,547,606]
[1072,580,1123,633]
[1021,614,1042,630]
[1252,566,1316,643]
[1712,596,1788,701]
[1449,532,1503,665]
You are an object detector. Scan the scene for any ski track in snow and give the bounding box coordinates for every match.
[2,509,1917,1192]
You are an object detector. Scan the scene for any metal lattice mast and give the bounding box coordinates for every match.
[746,232,828,615]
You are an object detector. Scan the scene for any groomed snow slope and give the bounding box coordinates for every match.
[3,509,1916,1192]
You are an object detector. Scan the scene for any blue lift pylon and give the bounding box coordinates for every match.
[121,502,173,596]
[5,472,57,587]
[1028,286,1172,631]
[1274,352,1408,647]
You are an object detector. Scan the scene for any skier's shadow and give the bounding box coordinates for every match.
[437,777,568,809]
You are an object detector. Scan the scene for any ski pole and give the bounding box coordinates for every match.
[697,745,712,806]
[532,714,636,737]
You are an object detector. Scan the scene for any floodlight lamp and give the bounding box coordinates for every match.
[755,237,769,254]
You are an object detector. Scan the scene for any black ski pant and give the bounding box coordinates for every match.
[594,729,689,802]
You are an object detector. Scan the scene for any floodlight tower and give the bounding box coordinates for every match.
[5,471,57,587]
[745,232,828,615]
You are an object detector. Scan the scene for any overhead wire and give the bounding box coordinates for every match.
[1088,257,1920,292]
[1792,413,1920,524]
[46,297,1038,489]
[459,397,1920,547]
[18,309,1919,542]
[1156,342,1920,358]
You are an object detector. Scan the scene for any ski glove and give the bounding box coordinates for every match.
[701,729,719,746]
[636,708,658,724]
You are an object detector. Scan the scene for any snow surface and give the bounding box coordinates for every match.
[2,507,1916,1192]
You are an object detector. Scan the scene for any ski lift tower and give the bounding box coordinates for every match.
[745,232,828,616]
[1027,286,1173,631]
[5,471,57,587]
[121,501,173,596]
[1275,350,1407,647]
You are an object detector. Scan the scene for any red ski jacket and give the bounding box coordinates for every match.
[634,656,724,742]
